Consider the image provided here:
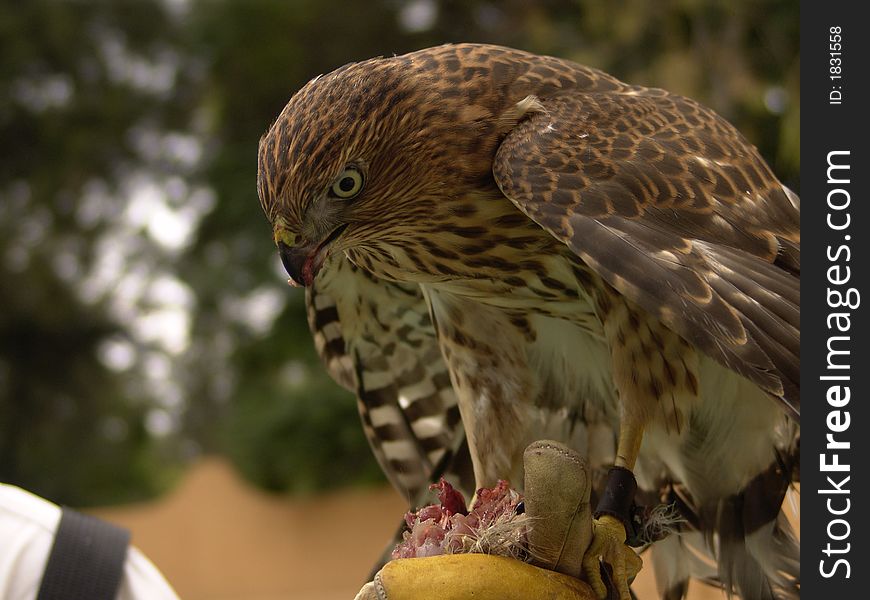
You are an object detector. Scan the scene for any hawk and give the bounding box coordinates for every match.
[257,44,799,600]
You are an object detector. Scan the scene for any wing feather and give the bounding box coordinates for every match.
[493,90,799,417]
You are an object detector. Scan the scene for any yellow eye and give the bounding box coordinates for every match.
[330,167,364,199]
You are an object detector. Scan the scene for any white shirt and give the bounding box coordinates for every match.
[0,484,180,600]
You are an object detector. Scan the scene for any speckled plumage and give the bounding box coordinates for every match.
[258,44,799,599]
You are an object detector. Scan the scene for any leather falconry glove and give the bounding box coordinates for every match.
[354,440,633,600]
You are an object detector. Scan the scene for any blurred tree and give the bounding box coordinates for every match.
[0,0,798,504]
[0,0,202,504]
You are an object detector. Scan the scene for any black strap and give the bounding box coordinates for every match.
[594,466,648,547]
[36,507,131,600]
[594,466,637,525]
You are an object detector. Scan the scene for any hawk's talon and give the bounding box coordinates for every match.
[581,514,642,600]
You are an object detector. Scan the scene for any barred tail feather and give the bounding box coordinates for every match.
[708,459,799,600]
[650,533,699,600]
[718,505,799,600]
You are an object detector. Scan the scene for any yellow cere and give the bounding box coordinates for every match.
[274,228,299,248]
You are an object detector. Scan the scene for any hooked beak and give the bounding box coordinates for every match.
[276,224,348,287]
[277,242,310,287]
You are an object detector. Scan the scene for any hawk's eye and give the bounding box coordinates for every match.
[330,167,364,199]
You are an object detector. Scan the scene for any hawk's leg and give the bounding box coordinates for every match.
[582,291,694,600]
[614,418,644,470]
[581,414,645,600]
[422,288,535,489]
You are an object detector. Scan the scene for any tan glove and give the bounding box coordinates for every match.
[355,440,598,600]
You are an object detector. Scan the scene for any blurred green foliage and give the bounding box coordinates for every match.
[0,0,798,505]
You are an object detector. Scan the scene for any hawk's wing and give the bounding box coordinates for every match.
[493,90,799,417]
[306,255,472,502]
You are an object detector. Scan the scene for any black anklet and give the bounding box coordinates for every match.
[594,466,645,546]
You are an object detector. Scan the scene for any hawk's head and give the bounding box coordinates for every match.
[257,45,545,286]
